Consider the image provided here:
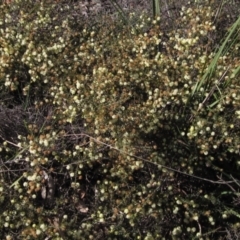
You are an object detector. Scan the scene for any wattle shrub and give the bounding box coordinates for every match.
[0,1,240,239]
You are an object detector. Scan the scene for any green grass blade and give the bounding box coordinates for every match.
[232,65,240,78]
[108,0,130,24]
[153,0,160,18]
[191,15,240,97]
[10,175,24,188]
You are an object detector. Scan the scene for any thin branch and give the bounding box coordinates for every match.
[217,175,236,192]
[230,175,240,187]
[63,133,235,185]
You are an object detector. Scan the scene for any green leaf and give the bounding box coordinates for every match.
[153,0,160,18]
